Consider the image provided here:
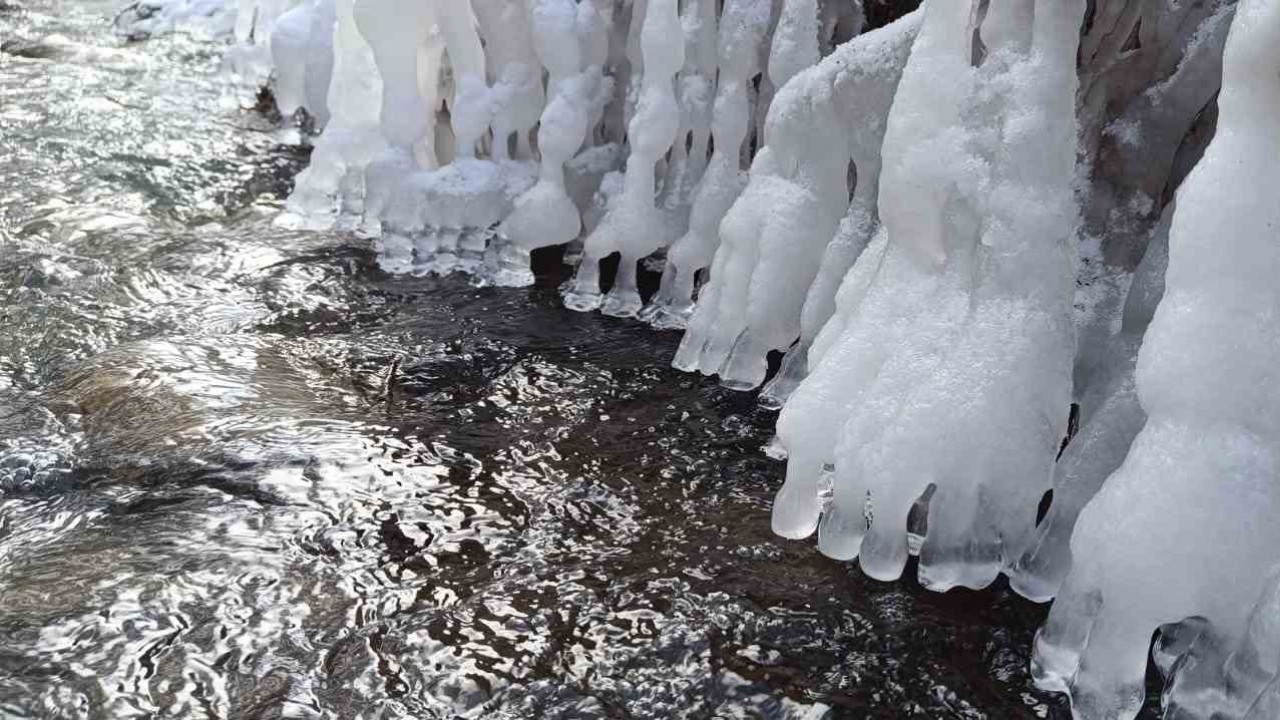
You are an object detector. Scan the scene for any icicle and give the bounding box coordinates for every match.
[283,0,386,225]
[353,0,435,152]
[767,0,819,88]
[772,0,1080,593]
[415,28,448,170]
[1007,204,1174,603]
[643,0,772,331]
[655,0,719,232]
[269,0,334,124]
[562,0,684,317]
[493,0,593,286]
[433,1,489,160]
[673,9,916,391]
[1032,3,1280,718]
[758,8,914,406]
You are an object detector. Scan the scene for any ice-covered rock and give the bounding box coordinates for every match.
[1031,3,1280,717]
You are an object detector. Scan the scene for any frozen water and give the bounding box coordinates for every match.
[282,0,386,225]
[642,0,770,331]
[563,0,684,318]
[674,10,917,391]
[1031,3,1280,717]
[113,0,236,39]
[269,0,333,125]
[495,0,599,286]
[772,0,1082,593]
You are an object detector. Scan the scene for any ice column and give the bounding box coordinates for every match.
[1006,206,1174,603]
[673,11,916,391]
[353,0,436,153]
[269,0,335,124]
[284,0,386,224]
[493,0,592,286]
[562,0,684,318]
[473,0,543,161]
[759,13,916,406]
[656,0,718,224]
[772,0,1081,596]
[1032,3,1280,718]
[433,1,489,160]
[643,0,772,331]
[768,0,820,88]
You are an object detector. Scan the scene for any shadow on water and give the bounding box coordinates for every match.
[0,2,1161,719]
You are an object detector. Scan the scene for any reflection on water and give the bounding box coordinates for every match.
[0,2,1105,718]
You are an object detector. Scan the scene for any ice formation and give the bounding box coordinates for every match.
[561,0,683,317]
[641,0,770,330]
[1032,2,1280,717]
[283,0,386,224]
[673,8,916,392]
[112,0,235,39]
[494,0,602,285]
[199,0,1280,716]
[773,0,1081,591]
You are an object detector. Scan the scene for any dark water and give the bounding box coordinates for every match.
[0,3,1080,718]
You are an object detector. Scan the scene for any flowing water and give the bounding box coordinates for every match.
[0,2,1149,718]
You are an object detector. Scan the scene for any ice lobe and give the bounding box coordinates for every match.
[562,0,684,318]
[269,0,334,125]
[673,10,917,392]
[494,0,598,286]
[283,0,385,225]
[353,0,435,153]
[1031,2,1280,718]
[772,0,1082,594]
[432,0,488,160]
[473,0,544,161]
[1007,205,1173,604]
[643,0,771,331]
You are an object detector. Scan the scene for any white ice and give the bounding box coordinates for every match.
[641,0,771,331]
[673,9,917,392]
[772,0,1081,594]
[282,0,386,225]
[1031,3,1280,717]
[562,0,684,318]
